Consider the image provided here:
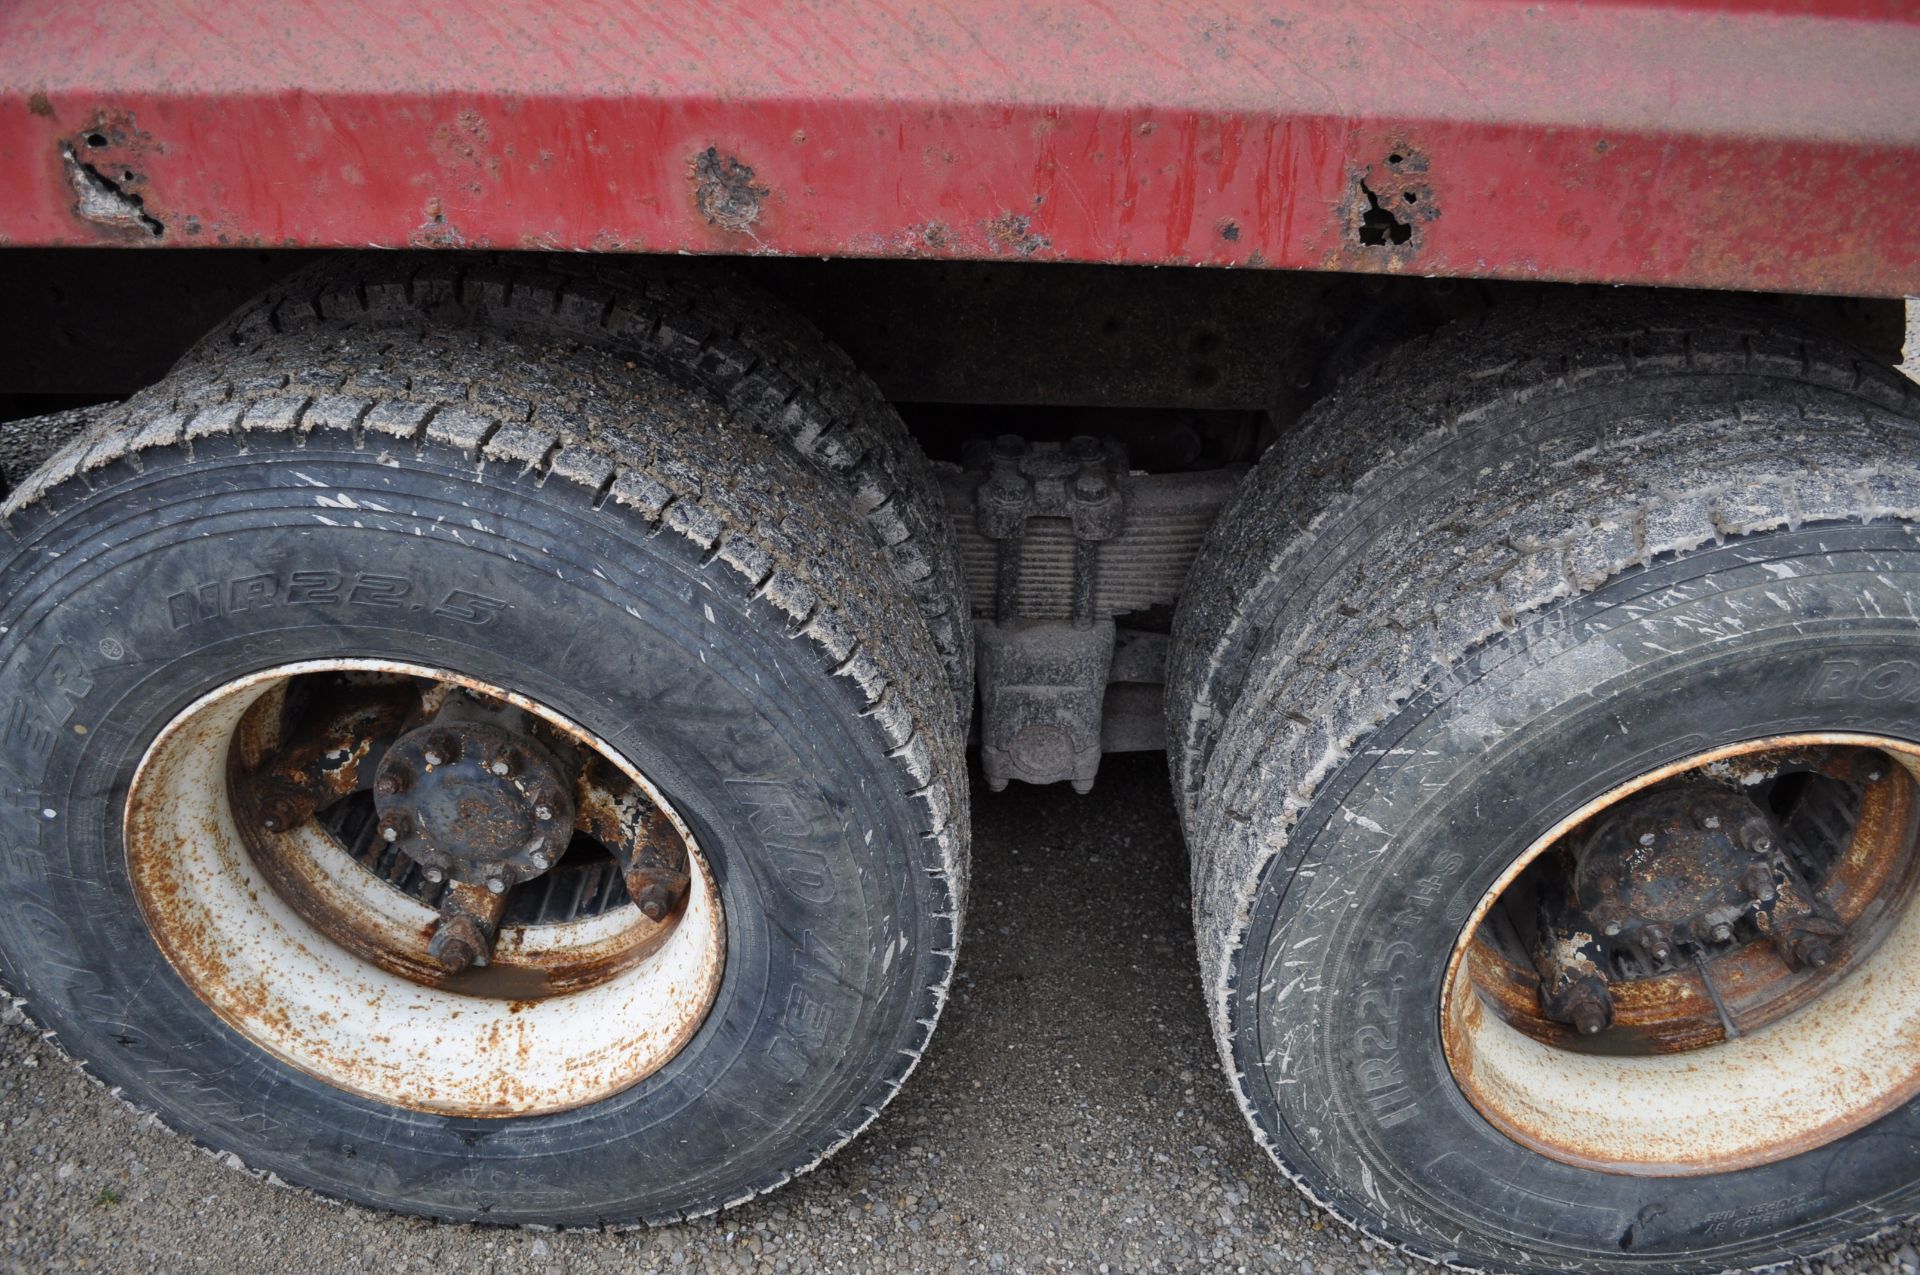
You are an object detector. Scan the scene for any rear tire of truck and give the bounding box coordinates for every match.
[170,253,976,731]
[1170,300,1920,1272]
[0,323,967,1224]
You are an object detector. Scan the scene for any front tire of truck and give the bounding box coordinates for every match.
[1171,300,1920,1272]
[0,323,967,1224]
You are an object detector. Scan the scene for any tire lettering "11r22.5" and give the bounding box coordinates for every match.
[166,572,510,629]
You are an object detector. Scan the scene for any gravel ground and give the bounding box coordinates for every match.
[1,755,1918,1275]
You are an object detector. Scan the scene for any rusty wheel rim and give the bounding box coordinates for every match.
[1441,734,1920,1176]
[125,660,725,1117]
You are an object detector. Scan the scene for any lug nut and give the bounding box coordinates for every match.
[635,883,673,921]
[1636,926,1673,966]
[259,796,298,833]
[428,914,490,973]
[1794,936,1833,969]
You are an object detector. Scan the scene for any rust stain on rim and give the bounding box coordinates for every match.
[1441,733,1920,1176]
[126,660,726,1118]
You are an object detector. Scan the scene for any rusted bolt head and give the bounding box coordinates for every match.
[259,796,298,833]
[534,804,554,822]
[422,748,446,768]
[1637,926,1673,965]
[374,770,407,798]
[531,853,551,870]
[1711,922,1733,944]
[489,757,512,778]
[1570,1000,1608,1036]
[486,877,507,895]
[423,866,444,883]
[635,883,674,921]
[1073,472,1109,503]
[1794,935,1833,969]
[428,915,488,973]
[1067,435,1102,462]
[379,815,411,843]
[990,434,1025,461]
[1741,863,1775,899]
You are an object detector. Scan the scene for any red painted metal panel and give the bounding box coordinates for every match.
[2,1,1917,296]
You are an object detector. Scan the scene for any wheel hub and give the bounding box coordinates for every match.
[1572,785,1778,964]
[125,661,726,1116]
[1442,735,1920,1175]
[372,697,577,892]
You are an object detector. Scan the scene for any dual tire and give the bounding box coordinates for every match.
[0,282,968,1222]
[1169,301,1920,1271]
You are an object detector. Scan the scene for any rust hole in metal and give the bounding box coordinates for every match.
[61,142,163,239]
[1356,180,1412,247]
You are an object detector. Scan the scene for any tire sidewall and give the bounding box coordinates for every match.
[0,435,943,1222]
[1230,524,1920,1271]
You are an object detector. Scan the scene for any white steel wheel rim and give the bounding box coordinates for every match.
[1441,735,1920,1175]
[125,660,725,1117]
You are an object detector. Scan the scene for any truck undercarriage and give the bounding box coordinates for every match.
[3,3,1919,1270]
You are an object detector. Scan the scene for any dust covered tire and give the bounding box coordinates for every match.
[1170,300,1920,1271]
[171,252,974,729]
[0,323,966,1224]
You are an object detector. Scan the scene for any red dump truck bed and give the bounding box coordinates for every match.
[4,0,1919,296]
